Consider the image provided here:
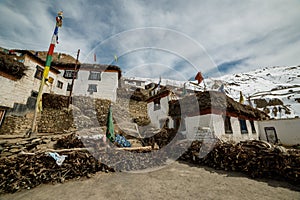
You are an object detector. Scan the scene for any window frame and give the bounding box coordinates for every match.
[223,115,233,134]
[67,83,72,91]
[264,127,278,144]
[87,84,98,94]
[239,119,248,134]
[88,71,101,81]
[57,80,63,89]
[0,109,6,128]
[34,65,43,80]
[153,98,161,111]
[250,120,256,134]
[63,70,78,79]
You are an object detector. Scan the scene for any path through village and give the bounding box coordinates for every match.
[1,161,299,200]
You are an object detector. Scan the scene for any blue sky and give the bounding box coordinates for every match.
[0,0,299,81]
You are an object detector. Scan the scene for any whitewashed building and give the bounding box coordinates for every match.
[69,64,121,102]
[258,118,300,146]
[123,77,146,89]
[169,91,269,142]
[0,49,71,117]
[146,89,269,143]
[146,89,177,129]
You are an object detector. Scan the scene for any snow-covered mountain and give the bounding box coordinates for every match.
[124,65,300,119]
[211,65,300,119]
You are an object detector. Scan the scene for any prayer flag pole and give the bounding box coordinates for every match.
[30,11,64,135]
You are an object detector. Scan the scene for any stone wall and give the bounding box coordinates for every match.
[0,93,151,135]
[0,113,33,135]
[38,108,76,133]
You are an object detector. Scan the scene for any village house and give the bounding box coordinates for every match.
[146,88,177,129]
[0,48,122,130]
[59,63,121,102]
[146,88,269,143]
[0,48,74,120]
[122,77,146,90]
[257,118,300,146]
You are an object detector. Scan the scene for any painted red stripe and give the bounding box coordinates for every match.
[48,44,55,55]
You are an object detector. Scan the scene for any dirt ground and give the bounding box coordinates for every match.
[1,161,299,200]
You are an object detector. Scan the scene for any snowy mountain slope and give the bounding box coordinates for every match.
[213,65,300,118]
[124,65,300,119]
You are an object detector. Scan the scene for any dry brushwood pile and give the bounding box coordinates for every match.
[55,133,167,169]
[180,139,300,184]
[117,88,149,101]
[0,133,168,194]
[141,128,179,148]
[1,130,300,194]
[42,93,70,109]
[169,91,269,120]
[0,151,114,193]
[0,51,28,79]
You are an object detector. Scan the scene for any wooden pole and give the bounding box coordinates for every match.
[30,11,64,136]
[68,49,80,107]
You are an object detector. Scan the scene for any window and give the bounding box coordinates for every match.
[0,109,6,127]
[63,70,78,79]
[174,118,181,130]
[87,84,97,94]
[264,127,278,144]
[153,98,161,111]
[136,82,141,86]
[250,120,256,134]
[31,90,38,97]
[223,116,233,134]
[48,76,54,84]
[34,65,43,80]
[239,119,248,134]
[67,83,72,91]
[88,71,101,80]
[57,81,63,89]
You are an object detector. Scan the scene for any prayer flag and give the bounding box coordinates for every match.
[195,72,204,84]
[106,105,115,143]
[239,91,244,104]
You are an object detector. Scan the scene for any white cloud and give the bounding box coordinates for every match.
[0,0,299,80]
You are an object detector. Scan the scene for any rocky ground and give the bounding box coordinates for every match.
[1,161,299,200]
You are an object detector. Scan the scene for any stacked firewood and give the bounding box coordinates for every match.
[142,128,178,148]
[0,133,168,193]
[0,151,113,193]
[55,133,167,170]
[42,93,69,109]
[168,91,269,120]
[180,139,300,184]
[0,51,28,79]
[55,133,85,149]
